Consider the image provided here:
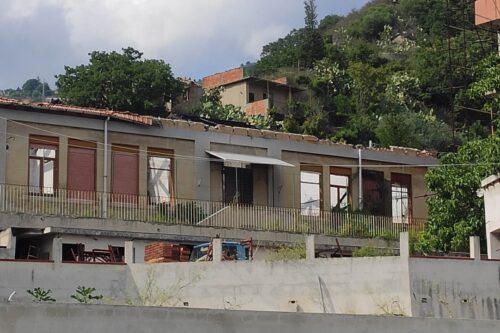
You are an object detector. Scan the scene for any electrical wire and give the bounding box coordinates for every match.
[2,115,500,169]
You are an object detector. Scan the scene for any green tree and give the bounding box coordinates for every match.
[468,54,500,130]
[349,3,395,40]
[251,30,303,75]
[18,78,54,101]
[56,47,182,116]
[375,111,453,151]
[417,135,500,253]
[298,0,325,68]
[193,86,272,129]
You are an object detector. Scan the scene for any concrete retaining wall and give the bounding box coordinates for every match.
[0,261,134,303]
[1,303,499,333]
[128,256,410,314]
[409,257,500,320]
[0,256,409,315]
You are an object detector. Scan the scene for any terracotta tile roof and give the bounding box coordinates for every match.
[0,97,154,126]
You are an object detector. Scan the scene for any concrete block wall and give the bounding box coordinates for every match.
[409,258,500,320]
[2,303,500,333]
[128,256,411,314]
[202,68,244,89]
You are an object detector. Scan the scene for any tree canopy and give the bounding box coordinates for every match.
[417,135,500,253]
[247,0,498,151]
[56,47,182,116]
[1,78,54,101]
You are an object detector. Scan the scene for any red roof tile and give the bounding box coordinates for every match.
[0,97,154,126]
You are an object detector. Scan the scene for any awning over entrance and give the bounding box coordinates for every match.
[206,151,294,168]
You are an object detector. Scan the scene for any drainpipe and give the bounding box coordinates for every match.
[358,148,363,211]
[102,117,110,218]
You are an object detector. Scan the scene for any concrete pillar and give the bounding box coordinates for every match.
[400,232,409,259]
[194,139,211,201]
[0,228,16,259]
[305,235,315,260]
[124,241,135,264]
[212,238,222,263]
[51,237,62,263]
[487,233,500,259]
[469,236,481,261]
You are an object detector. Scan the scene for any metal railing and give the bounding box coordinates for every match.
[0,184,425,239]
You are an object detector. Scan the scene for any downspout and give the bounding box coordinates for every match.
[358,148,363,211]
[102,117,110,218]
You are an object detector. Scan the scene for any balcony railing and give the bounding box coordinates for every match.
[0,184,425,240]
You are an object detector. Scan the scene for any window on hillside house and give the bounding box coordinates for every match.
[29,136,58,195]
[223,167,253,204]
[330,167,350,211]
[112,145,139,200]
[67,139,96,196]
[391,173,412,223]
[248,92,255,103]
[147,148,174,204]
[301,166,321,216]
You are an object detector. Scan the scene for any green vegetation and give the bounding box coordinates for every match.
[416,135,500,253]
[71,286,103,304]
[352,246,392,257]
[56,47,182,116]
[246,0,497,151]
[27,287,56,302]
[1,78,55,101]
[268,243,306,261]
[192,86,272,129]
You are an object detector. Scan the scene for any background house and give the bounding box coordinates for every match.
[202,67,301,115]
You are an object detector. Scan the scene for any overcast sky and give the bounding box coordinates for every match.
[0,0,370,90]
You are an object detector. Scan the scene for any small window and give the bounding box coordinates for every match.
[330,167,351,211]
[29,136,58,195]
[248,92,255,103]
[263,93,267,99]
[391,173,411,223]
[300,166,321,216]
[147,149,174,204]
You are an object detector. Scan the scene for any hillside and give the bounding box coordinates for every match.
[246,0,499,152]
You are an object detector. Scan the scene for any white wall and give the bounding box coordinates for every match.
[481,175,500,259]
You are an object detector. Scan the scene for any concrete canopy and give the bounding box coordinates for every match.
[206,151,294,168]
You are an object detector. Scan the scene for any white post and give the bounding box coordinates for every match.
[124,241,135,264]
[212,238,222,263]
[358,149,363,210]
[469,236,481,261]
[51,237,63,263]
[102,117,109,218]
[306,235,316,260]
[400,232,409,259]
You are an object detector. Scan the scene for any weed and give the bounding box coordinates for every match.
[71,286,103,304]
[27,287,56,302]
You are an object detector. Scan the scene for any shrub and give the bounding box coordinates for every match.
[352,246,392,257]
[27,287,56,302]
[268,243,306,261]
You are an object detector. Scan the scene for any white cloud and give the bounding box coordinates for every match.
[244,25,290,60]
[0,0,370,86]
[1,0,58,19]
[56,0,299,57]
